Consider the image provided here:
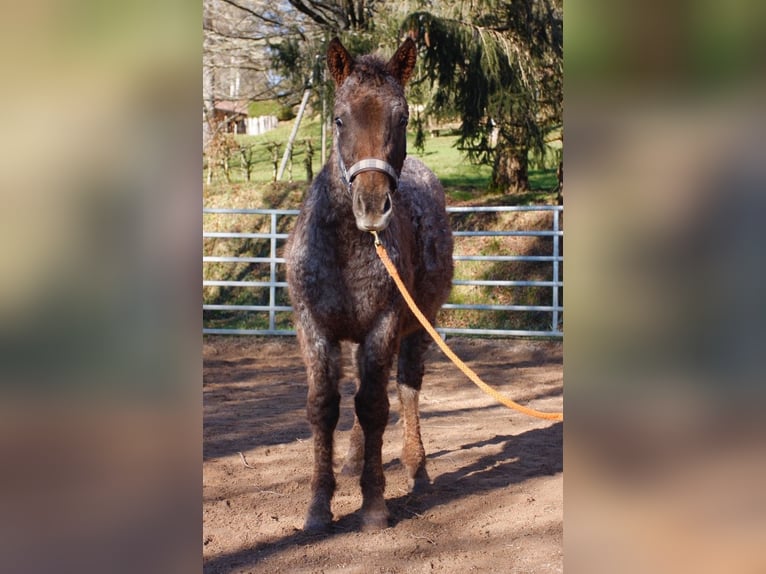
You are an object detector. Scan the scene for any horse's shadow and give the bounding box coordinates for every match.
[203,421,562,573]
[385,421,562,526]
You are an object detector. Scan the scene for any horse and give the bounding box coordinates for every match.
[285,37,454,532]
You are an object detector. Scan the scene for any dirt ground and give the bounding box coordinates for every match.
[203,336,562,573]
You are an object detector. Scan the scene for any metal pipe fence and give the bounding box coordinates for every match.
[203,205,562,337]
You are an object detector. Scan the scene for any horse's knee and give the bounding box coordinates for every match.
[354,387,389,431]
[307,388,340,430]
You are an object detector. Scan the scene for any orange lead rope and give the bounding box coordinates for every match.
[371,231,563,422]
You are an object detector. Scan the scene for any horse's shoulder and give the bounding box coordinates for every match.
[296,170,345,227]
[399,157,446,213]
[402,156,435,179]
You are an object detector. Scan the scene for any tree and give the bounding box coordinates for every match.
[203,0,319,147]
[266,1,408,163]
[286,0,381,32]
[402,1,562,193]
[270,1,398,95]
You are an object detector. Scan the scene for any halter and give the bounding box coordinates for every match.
[336,138,400,192]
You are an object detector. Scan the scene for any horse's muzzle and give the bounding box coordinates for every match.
[340,157,398,232]
[353,188,393,232]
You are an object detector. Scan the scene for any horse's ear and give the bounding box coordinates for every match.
[327,37,353,86]
[386,37,417,86]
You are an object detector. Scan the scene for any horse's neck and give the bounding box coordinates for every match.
[314,167,358,241]
[316,183,379,264]
[319,161,351,214]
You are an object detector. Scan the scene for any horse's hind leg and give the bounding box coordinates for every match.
[341,345,364,476]
[397,329,432,493]
[299,328,342,531]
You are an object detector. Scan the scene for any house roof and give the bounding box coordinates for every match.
[214,100,249,116]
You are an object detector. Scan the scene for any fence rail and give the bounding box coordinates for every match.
[203,205,562,337]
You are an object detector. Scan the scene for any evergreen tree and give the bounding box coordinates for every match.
[402,1,562,193]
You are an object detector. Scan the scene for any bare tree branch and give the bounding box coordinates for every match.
[288,0,347,30]
[218,0,285,28]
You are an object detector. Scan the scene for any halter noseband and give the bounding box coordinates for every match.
[337,153,399,191]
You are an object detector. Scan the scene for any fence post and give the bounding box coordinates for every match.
[269,212,278,332]
[552,209,560,333]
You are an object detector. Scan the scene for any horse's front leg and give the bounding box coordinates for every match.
[298,324,342,531]
[355,314,399,531]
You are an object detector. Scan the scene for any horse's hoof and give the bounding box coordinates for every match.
[303,504,333,532]
[304,512,332,532]
[407,470,431,495]
[361,508,389,532]
[407,478,430,495]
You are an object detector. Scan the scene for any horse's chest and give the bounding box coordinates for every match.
[308,249,394,334]
[343,259,390,309]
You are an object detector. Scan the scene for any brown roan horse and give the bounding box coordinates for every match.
[285,37,454,532]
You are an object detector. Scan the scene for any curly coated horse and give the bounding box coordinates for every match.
[285,37,454,532]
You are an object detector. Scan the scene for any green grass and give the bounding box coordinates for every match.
[205,118,560,205]
[248,100,281,117]
[410,134,493,193]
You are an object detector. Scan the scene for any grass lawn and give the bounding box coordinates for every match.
[204,115,560,207]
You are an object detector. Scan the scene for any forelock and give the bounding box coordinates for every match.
[337,56,405,101]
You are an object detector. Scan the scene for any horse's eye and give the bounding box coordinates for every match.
[400,116,409,127]
[334,117,343,128]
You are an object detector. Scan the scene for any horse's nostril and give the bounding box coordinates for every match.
[383,194,392,214]
[354,191,365,215]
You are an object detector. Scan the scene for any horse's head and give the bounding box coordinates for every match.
[327,37,416,232]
